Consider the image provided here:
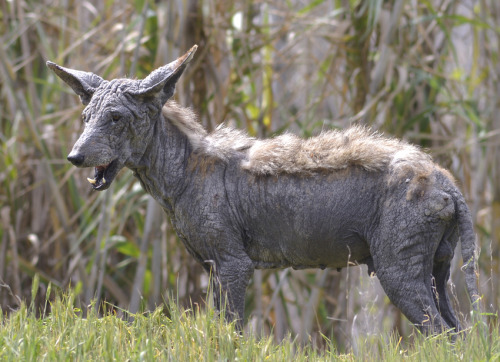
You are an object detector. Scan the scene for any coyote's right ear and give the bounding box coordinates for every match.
[129,45,198,105]
[46,62,104,105]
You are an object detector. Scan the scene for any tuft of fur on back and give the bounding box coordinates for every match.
[163,101,207,148]
[241,126,433,176]
[203,125,256,159]
[163,102,255,161]
[163,102,440,195]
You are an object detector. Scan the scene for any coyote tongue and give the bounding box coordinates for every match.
[87,163,110,187]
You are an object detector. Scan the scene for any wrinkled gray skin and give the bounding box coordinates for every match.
[47,46,480,333]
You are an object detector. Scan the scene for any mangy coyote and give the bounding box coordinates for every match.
[47,45,480,333]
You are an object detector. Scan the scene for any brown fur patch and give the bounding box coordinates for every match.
[405,172,434,201]
[187,152,219,176]
[435,164,456,184]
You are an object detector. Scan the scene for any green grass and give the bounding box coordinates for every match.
[0,289,497,361]
[0,292,318,361]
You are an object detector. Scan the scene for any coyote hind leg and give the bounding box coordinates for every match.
[375,253,451,333]
[431,225,461,331]
[432,260,461,331]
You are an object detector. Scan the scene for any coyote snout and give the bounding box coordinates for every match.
[65,126,120,191]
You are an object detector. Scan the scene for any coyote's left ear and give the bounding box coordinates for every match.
[46,62,104,105]
[130,45,198,104]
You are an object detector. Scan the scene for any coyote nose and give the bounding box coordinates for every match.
[67,153,85,166]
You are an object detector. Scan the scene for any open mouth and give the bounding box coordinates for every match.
[86,159,119,191]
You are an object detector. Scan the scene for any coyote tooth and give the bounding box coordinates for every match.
[87,177,97,185]
[102,177,106,184]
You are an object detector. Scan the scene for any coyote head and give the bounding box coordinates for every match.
[47,46,197,190]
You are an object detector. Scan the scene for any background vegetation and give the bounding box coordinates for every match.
[1,0,499,352]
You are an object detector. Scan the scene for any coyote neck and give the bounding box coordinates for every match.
[131,113,192,213]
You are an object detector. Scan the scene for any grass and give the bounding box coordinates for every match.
[0,286,497,361]
[0,292,315,361]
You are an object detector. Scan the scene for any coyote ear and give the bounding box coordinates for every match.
[130,45,198,104]
[46,62,104,105]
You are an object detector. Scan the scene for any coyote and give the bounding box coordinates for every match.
[48,45,480,333]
